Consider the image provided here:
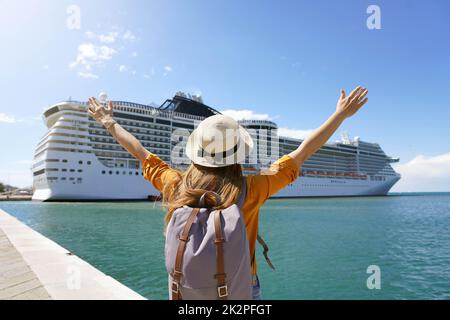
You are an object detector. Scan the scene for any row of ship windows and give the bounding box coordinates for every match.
[93,143,170,158]
[37,144,167,161]
[101,170,143,176]
[297,184,364,188]
[89,126,171,136]
[91,120,170,131]
[89,130,170,141]
[114,105,171,118]
[34,168,82,176]
[33,159,91,169]
[48,177,82,183]
[301,175,367,180]
[90,138,170,149]
[39,138,170,155]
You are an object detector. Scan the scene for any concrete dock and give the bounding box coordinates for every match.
[0,209,146,300]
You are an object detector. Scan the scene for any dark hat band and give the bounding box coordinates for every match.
[197,140,240,162]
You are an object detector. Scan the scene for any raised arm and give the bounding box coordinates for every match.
[87,97,150,162]
[289,86,369,167]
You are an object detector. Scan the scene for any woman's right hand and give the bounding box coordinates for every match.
[87,97,114,126]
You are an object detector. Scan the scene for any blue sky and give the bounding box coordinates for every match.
[0,0,449,191]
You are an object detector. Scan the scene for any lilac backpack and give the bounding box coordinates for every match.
[165,179,252,300]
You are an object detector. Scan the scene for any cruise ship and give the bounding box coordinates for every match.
[31,93,401,201]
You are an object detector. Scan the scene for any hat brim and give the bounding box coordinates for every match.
[185,126,254,168]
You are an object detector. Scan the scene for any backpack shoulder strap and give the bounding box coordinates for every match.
[171,207,201,300]
[214,210,228,299]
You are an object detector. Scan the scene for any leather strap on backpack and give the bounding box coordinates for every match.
[171,207,201,300]
[214,210,228,300]
[257,234,275,270]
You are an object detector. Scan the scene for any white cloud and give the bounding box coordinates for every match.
[70,43,116,79]
[85,31,96,39]
[220,109,272,121]
[132,70,136,75]
[71,43,117,67]
[163,65,173,76]
[99,32,119,43]
[123,30,136,42]
[0,113,16,123]
[143,74,151,79]
[71,29,137,79]
[0,113,42,125]
[85,31,119,44]
[78,71,99,79]
[119,65,127,72]
[277,127,314,140]
[392,152,450,192]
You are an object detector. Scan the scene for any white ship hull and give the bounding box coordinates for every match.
[32,150,399,201]
[273,175,400,198]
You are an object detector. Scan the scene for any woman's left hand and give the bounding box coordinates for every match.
[336,86,368,119]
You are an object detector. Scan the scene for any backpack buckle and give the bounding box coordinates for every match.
[217,285,228,298]
[171,281,179,294]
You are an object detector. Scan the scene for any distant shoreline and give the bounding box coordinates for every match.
[0,195,32,201]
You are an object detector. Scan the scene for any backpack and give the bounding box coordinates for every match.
[165,178,252,300]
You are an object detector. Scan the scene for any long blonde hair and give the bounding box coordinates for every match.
[162,163,243,226]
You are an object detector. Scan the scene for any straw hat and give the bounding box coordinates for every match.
[186,114,254,167]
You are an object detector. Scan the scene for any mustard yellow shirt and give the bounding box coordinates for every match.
[142,154,300,275]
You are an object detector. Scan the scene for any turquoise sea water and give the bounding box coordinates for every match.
[1,193,450,300]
